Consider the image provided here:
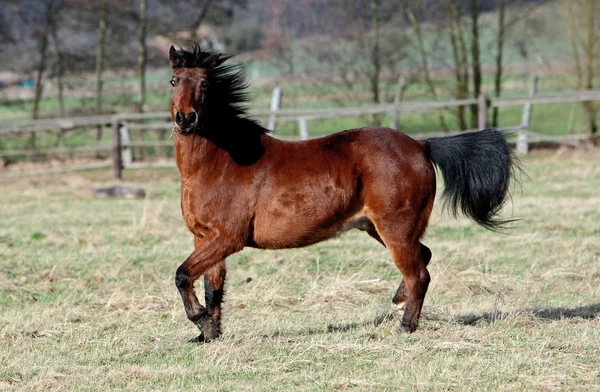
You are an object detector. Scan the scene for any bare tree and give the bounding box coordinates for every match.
[492,0,505,127]
[189,0,214,41]
[562,0,598,139]
[186,0,245,42]
[262,0,297,76]
[303,1,409,109]
[137,0,147,113]
[402,0,449,131]
[470,0,482,128]
[49,24,65,117]
[447,0,469,130]
[94,1,108,144]
[32,0,61,121]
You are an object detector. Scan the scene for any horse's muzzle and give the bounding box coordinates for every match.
[174,110,198,135]
[175,125,196,135]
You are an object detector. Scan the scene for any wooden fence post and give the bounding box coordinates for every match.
[267,87,282,131]
[478,93,489,130]
[57,128,65,160]
[390,76,406,130]
[298,118,309,140]
[112,118,122,180]
[518,75,538,154]
[120,124,133,167]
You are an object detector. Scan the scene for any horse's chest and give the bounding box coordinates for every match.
[180,183,215,237]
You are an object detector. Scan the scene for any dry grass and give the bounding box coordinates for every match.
[1,149,599,391]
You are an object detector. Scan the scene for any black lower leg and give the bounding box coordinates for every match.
[201,274,225,341]
[392,243,432,307]
[399,267,430,332]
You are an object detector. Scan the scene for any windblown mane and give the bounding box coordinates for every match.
[171,44,269,136]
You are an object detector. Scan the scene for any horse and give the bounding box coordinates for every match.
[168,45,518,343]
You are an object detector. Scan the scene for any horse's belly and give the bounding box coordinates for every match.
[251,203,363,249]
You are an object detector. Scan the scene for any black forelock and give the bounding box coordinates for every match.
[171,43,214,69]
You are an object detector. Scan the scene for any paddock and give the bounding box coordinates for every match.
[1,148,598,390]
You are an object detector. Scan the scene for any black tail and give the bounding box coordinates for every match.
[424,129,517,230]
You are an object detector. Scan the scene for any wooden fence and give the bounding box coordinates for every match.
[1,82,599,179]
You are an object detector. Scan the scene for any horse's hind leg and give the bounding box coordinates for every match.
[365,228,431,314]
[391,244,431,313]
[368,219,430,332]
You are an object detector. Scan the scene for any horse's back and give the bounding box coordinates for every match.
[250,128,434,249]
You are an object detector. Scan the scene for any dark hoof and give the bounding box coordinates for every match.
[397,323,417,333]
[188,322,220,344]
[188,333,206,344]
[188,330,220,344]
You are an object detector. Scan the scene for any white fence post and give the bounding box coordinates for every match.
[518,75,538,154]
[299,118,309,140]
[120,124,133,167]
[267,87,281,132]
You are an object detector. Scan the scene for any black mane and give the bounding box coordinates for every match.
[171,44,269,136]
[170,44,269,165]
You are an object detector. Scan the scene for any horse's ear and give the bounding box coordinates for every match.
[169,46,180,69]
[205,53,234,69]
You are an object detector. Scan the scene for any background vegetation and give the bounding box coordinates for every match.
[0,1,598,133]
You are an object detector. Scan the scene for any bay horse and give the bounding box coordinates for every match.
[168,45,517,343]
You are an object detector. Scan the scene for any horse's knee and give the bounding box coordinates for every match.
[175,265,190,290]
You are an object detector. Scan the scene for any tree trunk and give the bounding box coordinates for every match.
[564,1,583,88]
[32,29,50,121]
[470,0,482,129]
[189,0,213,41]
[583,0,597,138]
[370,0,381,125]
[95,5,107,146]
[403,1,448,132]
[50,24,64,117]
[492,0,505,127]
[137,0,148,158]
[137,0,147,113]
[31,0,56,149]
[448,0,469,130]
[449,30,467,130]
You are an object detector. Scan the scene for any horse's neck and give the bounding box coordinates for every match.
[174,133,220,177]
[174,127,269,177]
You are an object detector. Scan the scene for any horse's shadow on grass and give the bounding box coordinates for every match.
[265,311,396,339]
[454,303,600,325]
[264,303,600,339]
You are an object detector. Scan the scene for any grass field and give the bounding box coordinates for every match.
[1,149,599,390]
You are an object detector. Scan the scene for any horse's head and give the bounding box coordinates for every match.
[168,45,233,135]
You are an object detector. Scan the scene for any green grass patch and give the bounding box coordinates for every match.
[1,150,599,390]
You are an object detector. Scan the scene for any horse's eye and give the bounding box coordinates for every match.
[200,80,208,89]
[170,80,176,87]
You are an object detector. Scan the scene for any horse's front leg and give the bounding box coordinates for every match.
[175,233,234,343]
[201,261,226,342]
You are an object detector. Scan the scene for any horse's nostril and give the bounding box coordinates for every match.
[175,111,185,125]
[187,112,198,124]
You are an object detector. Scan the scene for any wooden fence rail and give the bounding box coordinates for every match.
[1,85,599,179]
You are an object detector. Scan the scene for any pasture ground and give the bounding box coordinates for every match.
[0,148,599,391]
